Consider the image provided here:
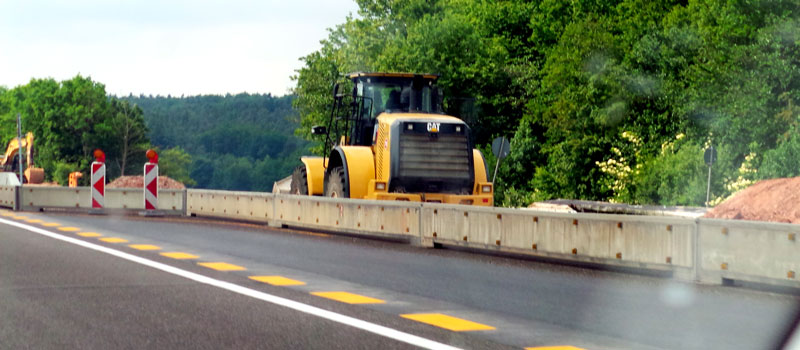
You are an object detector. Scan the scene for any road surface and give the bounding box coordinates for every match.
[1,210,797,349]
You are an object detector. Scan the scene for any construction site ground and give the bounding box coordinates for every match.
[108,176,185,189]
[704,176,800,224]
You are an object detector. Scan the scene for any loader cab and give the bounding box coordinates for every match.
[344,73,443,146]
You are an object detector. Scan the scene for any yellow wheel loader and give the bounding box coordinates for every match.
[0,132,45,184]
[291,72,493,206]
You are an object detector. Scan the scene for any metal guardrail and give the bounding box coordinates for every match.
[1,185,797,288]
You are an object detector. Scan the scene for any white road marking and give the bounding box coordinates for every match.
[0,218,462,350]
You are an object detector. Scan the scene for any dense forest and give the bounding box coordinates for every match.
[122,94,307,191]
[293,0,800,207]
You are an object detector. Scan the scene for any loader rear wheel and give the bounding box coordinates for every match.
[325,166,348,198]
[290,166,308,195]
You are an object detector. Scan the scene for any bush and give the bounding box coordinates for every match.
[760,121,800,179]
[52,161,80,186]
[631,140,708,206]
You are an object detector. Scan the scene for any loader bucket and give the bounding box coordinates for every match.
[24,167,45,184]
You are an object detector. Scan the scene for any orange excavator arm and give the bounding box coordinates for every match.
[26,132,35,168]
[23,132,44,183]
[0,132,44,184]
[0,135,23,167]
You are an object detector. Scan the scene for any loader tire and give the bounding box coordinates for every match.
[290,166,308,195]
[325,166,348,198]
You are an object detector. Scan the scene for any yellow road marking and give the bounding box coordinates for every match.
[129,244,161,251]
[57,227,80,232]
[249,275,306,286]
[77,232,102,237]
[399,313,495,332]
[161,252,199,260]
[525,347,585,350]
[1,212,16,217]
[13,216,28,220]
[41,222,61,227]
[26,219,43,223]
[198,262,246,271]
[311,291,385,304]
[99,237,128,243]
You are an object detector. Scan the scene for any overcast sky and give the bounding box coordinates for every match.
[0,0,359,97]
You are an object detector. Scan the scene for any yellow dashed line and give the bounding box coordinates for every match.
[57,227,80,232]
[41,222,61,227]
[77,232,103,237]
[249,275,306,286]
[161,252,199,260]
[525,347,585,350]
[99,237,129,243]
[399,313,495,332]
[311,291,385,304]
[128,244,161,251]
[26,219,43,223]
[198,262,246,271]
[13,216,28,220]
[1,212,16,217]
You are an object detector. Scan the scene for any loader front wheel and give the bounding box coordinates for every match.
[325,166,348,198]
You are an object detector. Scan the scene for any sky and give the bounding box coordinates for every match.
[0,0,359,97]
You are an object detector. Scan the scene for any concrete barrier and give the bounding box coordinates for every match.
[8,185,800,288]
[187,189,274,223]
[0,185,18,210]
[107,188,185,213]
[274,194,422,242]
[20,186,88,210]
[186,190,422,242]
[19,186,185,214]
[421,204,696,279]
[697,218,800,287]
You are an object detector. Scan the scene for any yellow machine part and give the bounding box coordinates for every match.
[301,156,326,196]
[472,149,488,185]
[339,146,376,199]
[0,132,45,184]
[373,118,391,183]
[68,171,83,187]
[0,136,23,166]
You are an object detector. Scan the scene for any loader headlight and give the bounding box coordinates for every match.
[481,185,492,193]
[375,182,387,191]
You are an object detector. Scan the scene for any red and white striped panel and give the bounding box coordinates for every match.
[91,162,105,209]
[144,163,158,210]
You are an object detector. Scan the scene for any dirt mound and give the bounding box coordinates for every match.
[108,176,185,189]
[704,177,800,224]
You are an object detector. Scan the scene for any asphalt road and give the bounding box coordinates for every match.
[1,210,798,350]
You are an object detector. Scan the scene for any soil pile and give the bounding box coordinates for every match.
[704,177,800,224]
[108,176,185,189]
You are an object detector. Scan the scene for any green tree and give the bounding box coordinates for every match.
[127,93,307,190]
[110,100,149,176]
[90,99,150,178]
[157,147,196,187]
[0,75,131,184]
